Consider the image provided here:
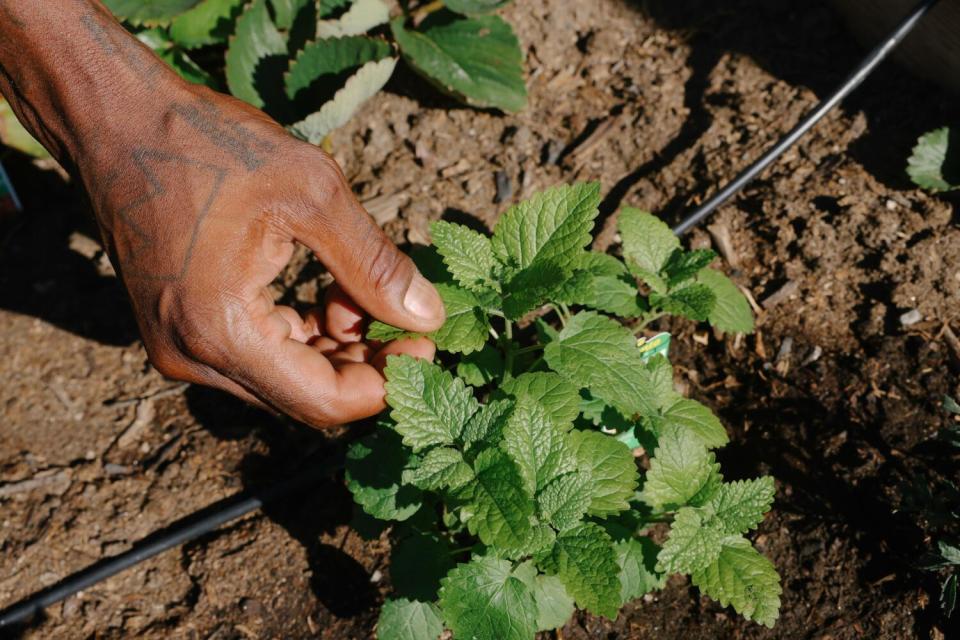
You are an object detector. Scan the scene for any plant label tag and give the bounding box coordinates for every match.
[0,161,22,215]
[637,332,671,362]
[615,429,642,451]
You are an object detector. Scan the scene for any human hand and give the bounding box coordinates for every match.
[90,83,444,426]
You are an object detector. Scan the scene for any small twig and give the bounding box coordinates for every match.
[412,0,444,22]
[107,383,189,408]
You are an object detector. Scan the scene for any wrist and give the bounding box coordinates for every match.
[0,1,185,169]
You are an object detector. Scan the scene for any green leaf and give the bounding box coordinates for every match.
[403,446,474,491]
[618,207,679,276]
[568,429,639,517]
[545,311,658,418]
[170,0,245,47]
[939,541,960,565]
[445,0,512,16]
[462,398,514,448]
[501,401,575,495]
[366,321,412,342]
[225,0,287,108]
[616,537,666,604]
[270,0,310,29]
[553,252,629,305]
[530,574,575,631]
[907,126,959,192]
[537,471,592,531]
[661,397,729,449]
[468,448,533,549]
[316,0,390,38]
[431,283,493,354]
[104,0,201,26]
[538,522,621,618]
[696,269,754,334]
[345,429,422,521]
[663,249,716,287]
[319,0,353,17]
[501,372,580,428]
[513,563,576,631]
[438,556,538,640]
[691,538,782,628]
[456,345,505,387]
[651,284,716,322]
[377,598,444,640]
[708,477,776,535]
[502,523,557,561]
[492,183,601,272]
[645,355,675,407]
[384,354,480,452]
[642,426,721,510]
[656,507,727,574]
[391,13,526,113]
[285,35,392,100]
[584,275,646,317]
[390,532,455,601]
[289,57,397,143]
[943,574,958,618]
[500,260,567,320]
[430,221,500,293]
[945,395,960,415]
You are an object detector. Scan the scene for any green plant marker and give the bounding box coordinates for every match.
[637,332,671,362]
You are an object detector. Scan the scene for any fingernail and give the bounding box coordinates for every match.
[403,273,444,324]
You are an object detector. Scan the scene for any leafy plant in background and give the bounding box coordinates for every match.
[907,126,959,192]
[347,182,780,639]
[0,0,526,157]
[106,0,526,144]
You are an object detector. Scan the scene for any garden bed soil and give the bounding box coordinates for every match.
[1,0,959,638]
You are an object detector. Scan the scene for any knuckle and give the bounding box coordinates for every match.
[148,347,188,380]
[307,152,348,203]
[173,306,230,370]
[364,238,407,293]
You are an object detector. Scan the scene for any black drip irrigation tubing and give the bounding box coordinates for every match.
[0,0,943,631]
[0,452,343,630]
[672,0,941,235]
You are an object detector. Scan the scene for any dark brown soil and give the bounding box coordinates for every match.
[1,0,959,638]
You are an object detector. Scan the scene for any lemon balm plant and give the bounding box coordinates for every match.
[348,183,782,639]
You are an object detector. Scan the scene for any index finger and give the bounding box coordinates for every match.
[219,308,435,427]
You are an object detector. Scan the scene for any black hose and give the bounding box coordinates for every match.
[671,0,942,235]
[0,452,343,630]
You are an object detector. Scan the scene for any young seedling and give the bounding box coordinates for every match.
[349,183,780,639]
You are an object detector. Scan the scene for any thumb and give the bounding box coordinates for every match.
[290,156,445,333]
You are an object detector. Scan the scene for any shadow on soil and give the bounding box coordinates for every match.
[0,150,138,346]
[185,385,380,620]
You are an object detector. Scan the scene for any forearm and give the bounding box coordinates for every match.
[0,0,181,169]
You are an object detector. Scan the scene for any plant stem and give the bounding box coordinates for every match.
[558,302,572,321]
[548,305,567,328]
[525,356,545,373]
[503,320,515,377]
[412,0,445,21]
[635,310,666,333]
[515,344,544,356]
